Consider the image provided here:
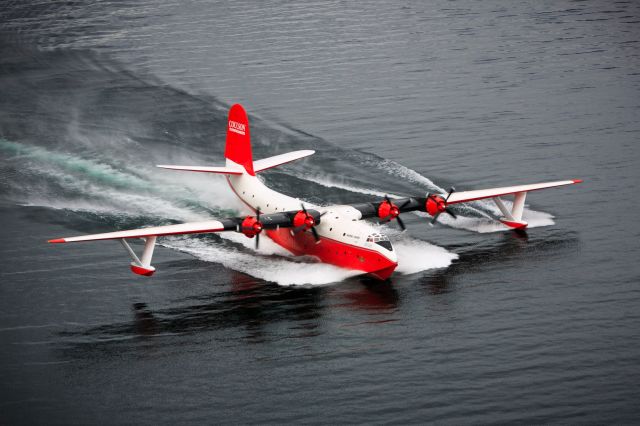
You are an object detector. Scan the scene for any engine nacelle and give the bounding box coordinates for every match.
[377,200,400,221]
[425,195,447,217]
[292,210,315,231]
[240,216,263,238]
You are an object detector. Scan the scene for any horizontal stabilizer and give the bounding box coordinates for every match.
[446,180,582,205]
[253,150,315,173]
[48,220,226,243]
[156,165,243,174]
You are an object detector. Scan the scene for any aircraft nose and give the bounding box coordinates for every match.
[370,250,398,280]
[385,245,398,263]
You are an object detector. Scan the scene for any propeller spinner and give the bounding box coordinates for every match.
[240,207,264,249]
[426,187,457,225]
[291,203,325,243]
[377,195,410,231]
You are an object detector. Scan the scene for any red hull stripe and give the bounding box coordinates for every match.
[266,228,397,278]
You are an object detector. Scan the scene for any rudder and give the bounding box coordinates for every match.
[225,104,254,175]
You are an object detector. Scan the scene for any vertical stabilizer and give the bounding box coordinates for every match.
[225,104,254,175]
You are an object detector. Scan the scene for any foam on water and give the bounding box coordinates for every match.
[301,174,402,198]
[1,138,238,221]
[426,197,555,233]
[0,138,150,191]
[218,231,292,256]
[25,167,208,222]
[162,237,362,286]
[393,237,459,275]
[373,159,442,191]
[163,232,459,285]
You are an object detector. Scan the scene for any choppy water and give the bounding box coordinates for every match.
[1,1,639,424]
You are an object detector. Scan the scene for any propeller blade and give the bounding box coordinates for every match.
[311,226,320,242]
[296,203,321,243]
[430,187,456,226]
[255,207,263,248]
[398,199,411,210]
[396,215,406,231]
[444,187,456,203]
[430,212,441,226]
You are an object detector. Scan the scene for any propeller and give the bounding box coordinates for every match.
[292,203,325,242]
[240,207,264,249]
[378,195,410,231]
[255,207,261,249]
[428,187,457,226]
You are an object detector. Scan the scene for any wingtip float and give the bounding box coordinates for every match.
[49,103,582,280]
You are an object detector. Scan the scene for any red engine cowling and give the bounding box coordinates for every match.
[292,210,315,231]
[240,216,263,238]
[425,195,447,216]
[378,200,400,221]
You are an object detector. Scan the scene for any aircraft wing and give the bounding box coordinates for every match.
[348,179,582,230]
[48,220,231,243]
[48,208,324,276]
[253,150,315,173]
[445,180,581,204]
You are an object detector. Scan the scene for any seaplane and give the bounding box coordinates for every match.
[49,104,582,280]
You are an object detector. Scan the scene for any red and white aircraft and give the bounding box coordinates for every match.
[49,104,582,280]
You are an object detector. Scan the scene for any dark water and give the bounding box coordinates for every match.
[1,1,640,424]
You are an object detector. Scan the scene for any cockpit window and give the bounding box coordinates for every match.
[366,233,393,251]
[376,240,393,251]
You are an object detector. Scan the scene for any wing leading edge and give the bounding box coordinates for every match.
[48,220,230,243]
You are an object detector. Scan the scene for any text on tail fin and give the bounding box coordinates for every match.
[225,103,254,175]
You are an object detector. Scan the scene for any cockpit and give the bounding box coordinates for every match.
[366,233,393,251]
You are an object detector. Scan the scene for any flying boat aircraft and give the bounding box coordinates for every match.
[49,104,582,280]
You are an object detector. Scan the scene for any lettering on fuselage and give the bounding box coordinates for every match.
[228,120,246,135]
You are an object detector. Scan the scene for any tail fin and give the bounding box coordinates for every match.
[158,103,315,176]
[225,104,255,175]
